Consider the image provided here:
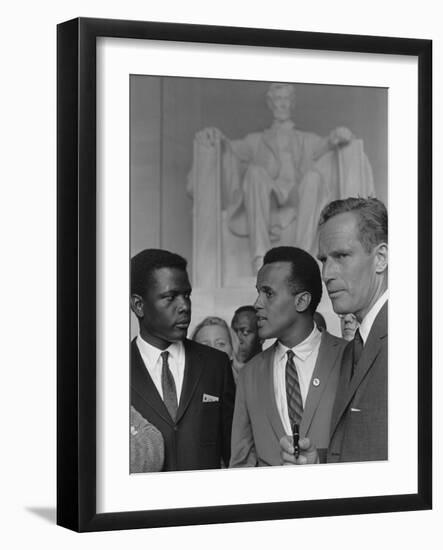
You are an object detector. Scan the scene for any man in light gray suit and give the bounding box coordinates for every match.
[281,197,388,464]
[230,246,347,467]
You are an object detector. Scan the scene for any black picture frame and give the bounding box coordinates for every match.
[57,17,432,532]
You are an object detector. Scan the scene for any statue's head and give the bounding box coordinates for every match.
[266,83,295,122]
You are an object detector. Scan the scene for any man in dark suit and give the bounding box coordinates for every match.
[230,246,347,467]
[281,197,388,464]
[130,249,235,472]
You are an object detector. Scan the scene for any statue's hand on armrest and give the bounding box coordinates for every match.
[328,126,354,148]
[195,127,226,148]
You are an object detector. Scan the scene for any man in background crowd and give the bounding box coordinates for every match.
[231,306,262,380]
[340,313,359,342]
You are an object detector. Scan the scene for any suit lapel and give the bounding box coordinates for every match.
[330,302,388,436]
[300,332,341,437]
[329,342,353,434]
[175,340,204,424]
[261,344,286,440]
[130,340,174,426]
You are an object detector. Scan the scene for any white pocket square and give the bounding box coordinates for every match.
[202,393,219,403]
[350,407,361,412]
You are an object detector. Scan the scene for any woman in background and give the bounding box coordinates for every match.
[191,316,234,359]
[191,316,242,381]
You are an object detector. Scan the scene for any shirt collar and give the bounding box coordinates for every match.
[276,325,321,362]
[136,334,183,366]
[359,290,388,344]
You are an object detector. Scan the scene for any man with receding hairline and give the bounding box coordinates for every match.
[280,197,388,464]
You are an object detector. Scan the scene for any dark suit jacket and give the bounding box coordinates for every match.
[230,331,347,467]
[131,338,235,471]
[327,302,388,463]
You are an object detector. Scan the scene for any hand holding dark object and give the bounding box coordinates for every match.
[280,435,319,465]
[292,423,300,459]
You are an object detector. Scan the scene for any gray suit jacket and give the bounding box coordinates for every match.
[327,302,388,463]
[230,331,347,467]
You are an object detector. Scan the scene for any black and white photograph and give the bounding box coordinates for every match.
[129,77,388,473]
[2,0,440,546]
[54,14,432,535]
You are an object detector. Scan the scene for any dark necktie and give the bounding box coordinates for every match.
[351,328,364,379]
[161,351,178,421]
[285,350,303,427]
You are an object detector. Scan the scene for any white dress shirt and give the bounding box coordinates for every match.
[359,290,388,345]
[273,325,322,435]
[136,335,185,402]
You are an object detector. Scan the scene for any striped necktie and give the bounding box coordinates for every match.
[285,350,303,427]
[160,351,178,421]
